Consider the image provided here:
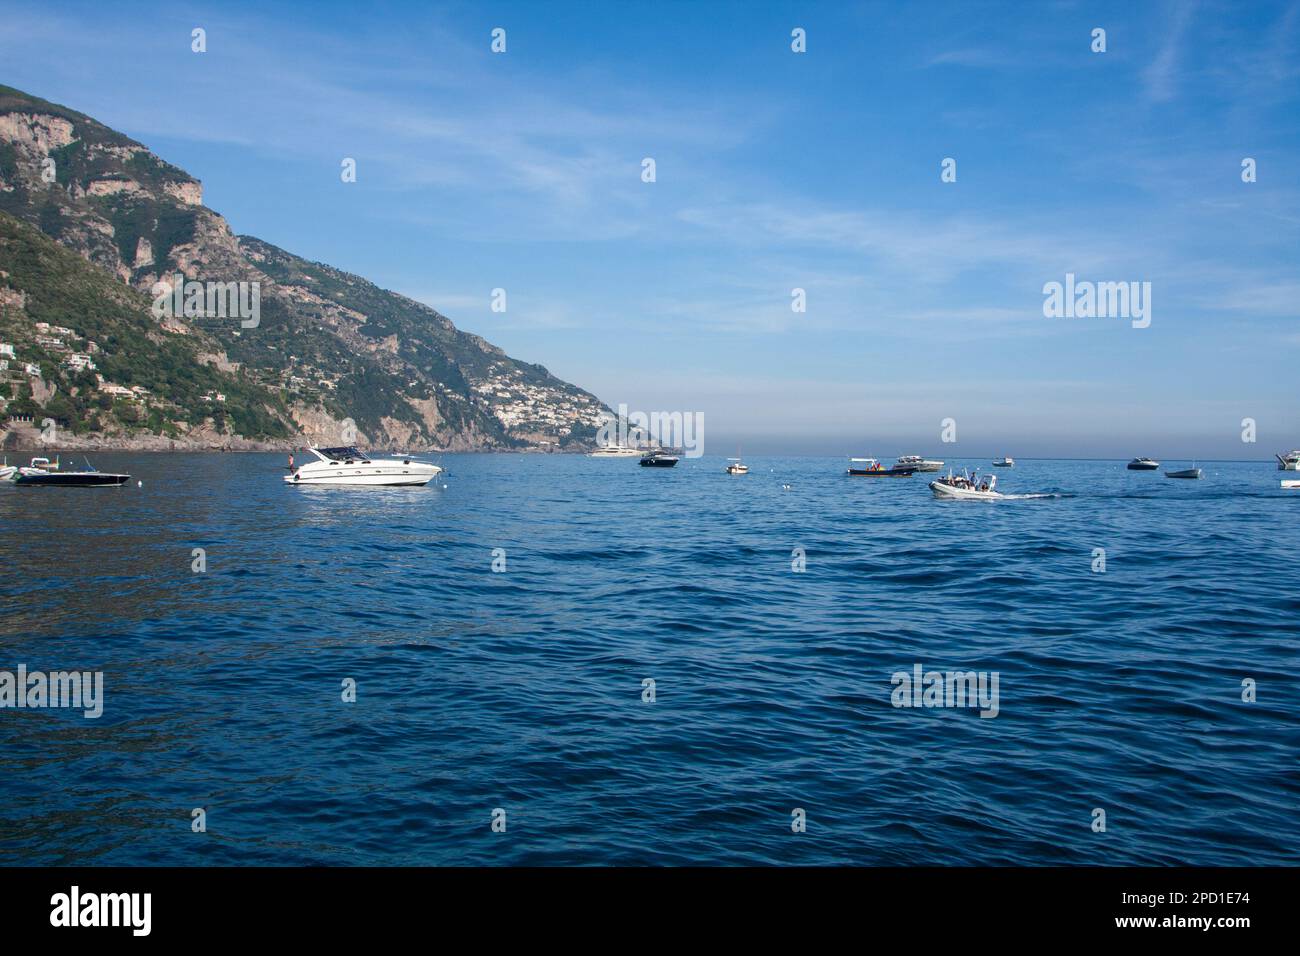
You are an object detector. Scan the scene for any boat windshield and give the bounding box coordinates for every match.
[318,446,369,462]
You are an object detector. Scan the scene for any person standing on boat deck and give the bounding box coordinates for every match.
[288,452,294,472]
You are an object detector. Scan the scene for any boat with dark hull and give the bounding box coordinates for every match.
[846,457,916,476]
[12,457,129,487]
[1127,457,1160,470]
[639,450,680,468]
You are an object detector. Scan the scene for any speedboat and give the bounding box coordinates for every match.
[1127,457,1160,470]
[1164,466,1203,479]
[1276,450,1300,471]
[725,458,749,474]
[14,456,130,487]
[639,450,680,468]
[993,456,1014,467]
[589,444,641,458]
[847,457,915,476]
[896,455,943,472]
[284,446,442,486]
[930,470,1002,500]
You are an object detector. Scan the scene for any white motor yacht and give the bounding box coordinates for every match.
[897,454,943,472]
[930,470,1002,500]
[589,444,641,458]
[284,446,442,487]
[1276,450,1300,471]
[725,458,749,474]
[1127,457,1160,470]
[993,456,1014,467]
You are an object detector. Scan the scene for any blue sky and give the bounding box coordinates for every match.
[1,0,1297,456]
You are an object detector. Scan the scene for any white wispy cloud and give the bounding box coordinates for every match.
[1143,1,1197,102]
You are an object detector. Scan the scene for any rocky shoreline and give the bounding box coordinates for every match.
[0,428,589,453]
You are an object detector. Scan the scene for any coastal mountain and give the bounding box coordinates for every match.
[0,84,609,450]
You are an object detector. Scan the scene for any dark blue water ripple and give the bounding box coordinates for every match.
[1,454,1297,865]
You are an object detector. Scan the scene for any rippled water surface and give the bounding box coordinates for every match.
[1,453,1297,865]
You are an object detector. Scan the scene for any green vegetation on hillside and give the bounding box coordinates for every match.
[0,82,610,450]
[0,211,291,440]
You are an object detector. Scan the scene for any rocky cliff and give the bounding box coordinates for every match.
[0,84,609,450]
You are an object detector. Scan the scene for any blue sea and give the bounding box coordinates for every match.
[1,453,1296,866]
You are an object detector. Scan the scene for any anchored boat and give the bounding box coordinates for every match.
[1276,450,1300,471]
[285,446,442,487]
[1127,457,1160,470]
[639,450,680,468]
[13,456,130,487]
[589,444,641,458]
[896,454,943,472]
[847,457,916,476]
[1164,465,1203,479]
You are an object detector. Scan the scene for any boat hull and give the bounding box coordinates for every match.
[847,468,915,477]
[640,458,679,468]
[285,463,441,486]
[1127,461,1160,470]
[15,471,129,487]
[1164,469,1203,479]
[1282,480,1300,489]
[929,480,1002,500]
[286,474,436,486]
